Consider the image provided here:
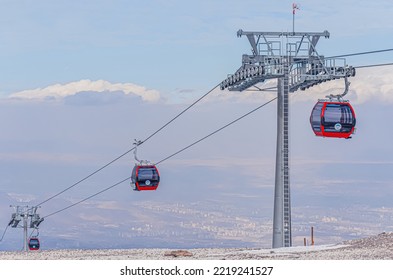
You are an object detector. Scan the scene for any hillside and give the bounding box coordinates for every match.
[1,232,392,260]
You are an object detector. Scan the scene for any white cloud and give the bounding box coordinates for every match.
[7,193,38,203]
[206,67,393,105]
[293,67,393,104]
[7,68,391,107]
[9,79,161,102]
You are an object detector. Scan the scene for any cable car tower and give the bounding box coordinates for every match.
[220,30,355,248]
[8,206,44,251]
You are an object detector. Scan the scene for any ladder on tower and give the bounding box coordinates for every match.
[283,63,291,247]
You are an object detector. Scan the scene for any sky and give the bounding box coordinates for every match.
[1,0,393,96]
[1,0,393,250]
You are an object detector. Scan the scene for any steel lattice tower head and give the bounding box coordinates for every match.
[220,29,355,248]
[221,30,355,93]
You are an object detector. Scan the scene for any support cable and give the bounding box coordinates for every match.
[30,56,393,219]
[42,177,130,219]
[10,57,393,228]
[40,97,277,219]
[141,84,220,145]
[35,150,135,207]
[34,83,220,208]
[0,225,9,242]
[292,48,393,65]
[27,50,393,209]
[354,62,393,68]
[156,97,278,165]
[326,48,393,59]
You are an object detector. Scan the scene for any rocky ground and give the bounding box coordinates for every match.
[1,232,393,260]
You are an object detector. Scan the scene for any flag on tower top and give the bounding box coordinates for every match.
[293,3,300,14]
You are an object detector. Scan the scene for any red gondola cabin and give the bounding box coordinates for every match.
[131,165,160,191]
[28,237,40,250]
[310,101,356,139]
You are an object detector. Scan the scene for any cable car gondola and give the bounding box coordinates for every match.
[309,77,356,139]
[310,100,356,139]
[131,164,160,191]
[28,237,40,250]
[130,139,160,191]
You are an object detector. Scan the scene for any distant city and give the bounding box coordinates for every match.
[1,189,392,251]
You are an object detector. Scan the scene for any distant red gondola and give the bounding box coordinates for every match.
[131,165,160,191]
[28,237,40,250]
[310,100,356,139]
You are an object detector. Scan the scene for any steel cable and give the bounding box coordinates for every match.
[31,58,393,219]
[6,52,393,235]
[34,83,220,208]
[41,97,277,219]
[0,225,9,242]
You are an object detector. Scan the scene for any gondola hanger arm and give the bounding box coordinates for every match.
[133,139,150,165]
[326,76,350,101]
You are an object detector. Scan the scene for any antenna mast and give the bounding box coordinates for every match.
[292,3,299,34]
